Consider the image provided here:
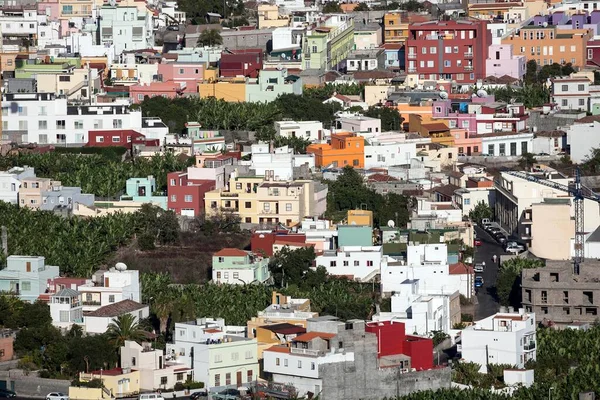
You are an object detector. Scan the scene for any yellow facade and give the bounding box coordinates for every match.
[198,81,246,101]
[383,12,410,44]
[347,209,373,227]
[69,387,104,400]
[258,4,289,29]
[79,369,141,398]
[204,176,316,226]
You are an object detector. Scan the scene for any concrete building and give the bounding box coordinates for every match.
[211,248,270,285]
[567,119,600,163]
[166,319,258,391]
[551,76,591,112]
[77,267,141,312]
[49,288,84,329]
[316,245,383,282]
[120,176,167,210]
[263,318,447,399]
[461,308,536,373]
[361,131,419,169]
[302,14,355,70]
[353,21,381,50]
[258,4,289,29]
[19,176,94,212]
[96,5,154,56]
[336,115,380,134]
[275,120,324,142]
[0,166,35,204]
[485,44,526,80]
[0,256,60,303]
[346,49,385,71]
[84,299,149,334]
[246,143,315,181]
[167,170,215,217]
[306,132,364,169]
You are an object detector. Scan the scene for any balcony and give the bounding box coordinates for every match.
[290,347,323,356]
[82,300,101,306]
[464,65,474,71]
[464,52,473,58]
[407,53,416,59]
[408,68,417,73]
[524,342,536,351]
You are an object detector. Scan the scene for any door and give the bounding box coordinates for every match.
[236,371,242,387]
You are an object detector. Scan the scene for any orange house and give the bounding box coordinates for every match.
[452,129,482,156]
[409,114,454,146]
[306,132,365,168]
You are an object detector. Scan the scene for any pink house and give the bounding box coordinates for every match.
[37,0,59,18]
[157,63,205,93]
[130,81,185,104]
[432,100,477,136]
[485,44,526,80]
[452,129,482,156]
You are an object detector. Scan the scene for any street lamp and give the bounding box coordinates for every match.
[549,386,554,400]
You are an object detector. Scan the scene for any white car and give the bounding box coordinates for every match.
[46,393,69,400]
[474,263,485,273]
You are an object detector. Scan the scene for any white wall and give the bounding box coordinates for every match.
[567,121,600,163]
[275,121,323,142]
[84,306,149,334]
[315,246,383,281]
[212,267,256,285]
[364,142,416,168]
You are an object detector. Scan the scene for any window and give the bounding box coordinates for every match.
[245,350,252,359]
[445,46,451,54]
[171,195,177,202]
[109,295,115,303]
[422,47,427,54]
[113,119,123,129]
[60,310,69,322]
[561,84,569,91]
[231,352,239,361]
[112,136,120,143]
[39,120,47,130]
[179,68,185,75]
[245,202,252,208]
[184,195,193,203]
[22,281,31,291]
[499,143,506,155]
[297,360,302,368]
[170,179,176,186]
[75,120,84,129]
[214,354,222,363]
[367,260,374,267]
[56,120,66,130]
[247,370,253,383]
[488,144,494,156]
[430,47,436,54]
[17,106,26,116]
[59,75,71,82]
[224,272,229,279]
[463,120,469,128]
[94,120,102,129]
[311,362,315,370]
[579,99,586,106]
[353,159,359,166]
[354,260,360,266]
[285,203,292,211]
[444,60,451,67]
[311,45,317,53]
[541,290,548,304]
[233,272,239,279]
[284,359,288,367]
[216,272,221,279]
[176,373,184,381]
[427,60,434,67]
[578,84,585,91]
[276,358,280,366]
[263,203,270,211]
[562,99,568,107]
[214,374,220,387]
[330,261,337,267]
[343,261,349,266]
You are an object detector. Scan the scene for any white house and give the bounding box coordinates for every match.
[245,144,315,181]
[1,93,166,145]
[362,134,418,169]
[263,332,354,397]
[0,255,60,303]
[461,309,536,373]
[381,244,474,298]
[274,121,324,142]
[372,279,459,336]
[121,340,192,391]
[566,120,600,163]
[551,77,590,112]
[83,299,150,334]
[211,249,271,285]
[166,319,257,390]
[480,132,534,157]
[0,166,35,204]
[50,288,84,329]
[78,266,141,312]
[336,115,381,134]
[315,246,384,282]
[453,187,496,217]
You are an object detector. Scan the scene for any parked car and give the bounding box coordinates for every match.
[46,393,69,400]
[506,242,525,254]
[495,234,507,244]
[0,389,16,398]
[474,238,482,246]
[538,152,549,156]
[458,153,466,157]
[190,391,208,399]
[488,227,501,235]
[474,276,484,288]
[474,263,485,273]
[139,394,165,400]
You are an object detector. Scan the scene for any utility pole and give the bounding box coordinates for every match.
[485,344,490,373]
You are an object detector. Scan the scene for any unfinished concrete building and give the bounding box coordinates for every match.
[522,260,600,325]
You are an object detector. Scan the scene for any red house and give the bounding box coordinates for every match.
[220,49,264,78]
[251,230,307,256]
[86,130,160,148]
[405,19,491,85]
[365,320,433,371]
[167,171,215,217]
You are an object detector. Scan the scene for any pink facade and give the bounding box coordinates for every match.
[452,129,482,155]
[432,100,477,136]
[157,63,205,93]
[485,44,526,80]
[37,0,59,18]
[130,82,184,103]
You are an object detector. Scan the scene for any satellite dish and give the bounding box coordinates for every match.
[439,91,449,99]
[276,63,283,70]
[387,220,395,228]
[115,262,128,272]
[542,22,548,27]
[477,89,488,98]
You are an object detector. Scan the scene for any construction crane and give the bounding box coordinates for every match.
[505,168,598,275]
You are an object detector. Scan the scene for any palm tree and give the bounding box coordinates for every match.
[196,29,223,47]
[106,314,147,349]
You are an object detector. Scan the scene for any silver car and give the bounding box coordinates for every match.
[46,393,69,400]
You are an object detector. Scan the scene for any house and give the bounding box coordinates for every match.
[121,341,192,391]
[381,243,474,298]
[567,118,600,163]
[211,248,270,285]
[353,21,382,50]
[166,319,259,391]
[551,76,591,112]
[243,143,315,181]
[219,49,264,79]
[301,15,355,71]
[185,122,225,155]
[373,279,461,336]
[0,166,35,204]
[258,4,289,29]
[167,170,215,217]
[461,308,536,373]
[119,176,168,210]
[0,330,15,362]
[315,245,383,282]
[77,266,141,312]
[78,368,141,399]
[306,132,365,168]
[346,49,385,72]
[129,82,187,104]
[531,130,567,156]
[323,94,367,110]
[50,288,84,329]
[84,299,150,334]
[19,176,94,212]
[405,20,491,87]
[0,256,60,303]
[86,130,160,148]
[336,115,381,134]
[485,44,526,80]
[274,121,324,142]
[263,318,444,399]
[204,171,327,226]
[254,323,307,359]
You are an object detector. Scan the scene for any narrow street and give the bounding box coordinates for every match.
[473,226,504,320]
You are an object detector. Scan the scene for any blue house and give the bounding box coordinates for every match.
[382,44,403,70]
[120,176,168,209]
[0,256,60,303]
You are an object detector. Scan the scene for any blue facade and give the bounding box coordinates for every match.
[120,176,167,209]
[0,256,60,303]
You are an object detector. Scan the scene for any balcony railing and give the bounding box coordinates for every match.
[408,68,417,73]
[464,52,473,58]
[290,347,322,356]
[464,65,474,71]
[407,53,416,59]
[524,342,536,351]
[82,300,101,306]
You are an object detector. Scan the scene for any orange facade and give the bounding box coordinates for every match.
[307,132,365,168]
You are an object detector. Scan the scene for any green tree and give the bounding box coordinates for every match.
[106,314,148,350]
[495,257,544,307]
[354,2,369,10]
[275,93,341,127]
[196,29,223,47]
[322,1,342,12]
[269,246,317,288]
[519,152,537,170]
[468,201,493,224]
[364,106,404,131]
[524,60,539,84]
[581,148,600,175]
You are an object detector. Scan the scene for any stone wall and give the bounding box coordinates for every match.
[0,370,70,398]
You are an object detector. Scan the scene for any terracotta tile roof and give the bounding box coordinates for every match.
[204,329,222,333]
[575,115,600,124]
[274,239,313,247]
[449,262,473,275]
[433,184,460,198]
[333,93,353,103]
[368,173,399,182]
[535,130,566,138]
[85,300,147,318]
[213,248,248,257]
[293,332,336,342]
[90,368,137,376]
[422,122,450,132]
[264,345,291,354]
[448,170,464,179]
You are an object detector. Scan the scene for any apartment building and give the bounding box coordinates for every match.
[275,120,324,142]
[567,119,600,163]
[485,44,526,80]
[382,11,431,44]
[167,319,259,390]
[361,131,420,169]
[551,76,591,111]
[167,170,215,217]
[220,50,263,79]
[49,288,83,329]
[336,115,380,134]
[494,170,600,256]
[97,5,154,56]
[306,132,365,168]
[405,20,491,86]
[211,248,270,285]
[0,256,60,303]
[302,14,355,70]
[244,143,314,181]
[0,166,35,204]
[353,22,381,50]
[501,16,592,68]
[461,309,536,373]
[19,177,94,212]
[0,5,39,52]
[258,4,289,29]
[204,172,327,226]
[316,245,384,282]
[522,260,600,324]
[0,93,166,145]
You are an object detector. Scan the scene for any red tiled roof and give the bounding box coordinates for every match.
[381,44,403,50]
[293,332,336,342]
[368,173,399,182]
[85,300,147,318]
[422,123,450,132]
[264,345,291,354]
[213,248,248,257]
[449,262,473,275]
[263,323,307,335]
[204,329,221,333]
[89,368,136,376]
[575,115,600,124]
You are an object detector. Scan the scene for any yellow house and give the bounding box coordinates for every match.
[36,67,91,99]
[204,172,324,226]
[347,209,373,227]
[79,368,140,398]
[198,80,246,102]
[258,4,289,29]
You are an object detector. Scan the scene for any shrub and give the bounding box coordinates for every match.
[174,382,185,391]
[138,233,156,251]
[185,381,205,390]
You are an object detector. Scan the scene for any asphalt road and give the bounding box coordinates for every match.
[473,226,505,320]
